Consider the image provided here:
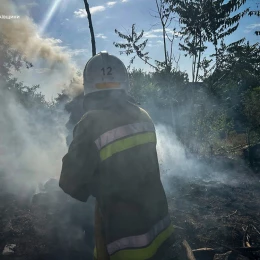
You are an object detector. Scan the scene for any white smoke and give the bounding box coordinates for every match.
[155,124,250,194]
[0,85,68,196]
[0,0,83,97]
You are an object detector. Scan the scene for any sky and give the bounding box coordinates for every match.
[3,0,260,100]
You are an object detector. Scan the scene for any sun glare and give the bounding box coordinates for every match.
[39,0,63,36]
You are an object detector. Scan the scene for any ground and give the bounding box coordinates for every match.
[167,175,260,259]
[0,158,260,260]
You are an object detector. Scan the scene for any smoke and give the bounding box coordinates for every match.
[0,82,95,255]
[0,84,68,197]
[155,124,252,196]
[0,0,83,97]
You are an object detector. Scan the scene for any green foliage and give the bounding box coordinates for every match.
[121,53,259,153]
[197,40,260,151]
[0,35,32,81]
[248,9,260,36]
[154,0,178,67]
[242,87,260,131]
[152,67,189,106]
[0,34,53,115]
[205,40,260,96]
[0,0,258,158]
[114,0,248,82]
[128,69,156,103]
[113,1,179,72]
[114,24,155,70]
[202,0,249,69]
[113,0,259,152]
[218,40,260,81]
[173,0,208,82]
[164,0,249,80]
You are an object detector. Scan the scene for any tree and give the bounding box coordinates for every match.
[113,0,260,154]
[243,87,260,132]
[166,0,248,80]
[0,34,32,82]
[207,40,260,89]
[248,1,260,36]
[0,35,51,112]
[113,0,179,71]
[128,69,155,103]
[203,40,260,148]
[114,24,157,70]
[202,0,248,67]
[172,0,208,82]
[151,0,179,68]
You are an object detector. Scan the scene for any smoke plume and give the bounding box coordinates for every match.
[0,0,83,97]
[155,124,252,196]
[0,85,68,197]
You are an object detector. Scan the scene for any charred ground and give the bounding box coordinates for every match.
[0,158,259,260]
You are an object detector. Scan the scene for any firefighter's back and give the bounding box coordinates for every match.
[84,99,173,259]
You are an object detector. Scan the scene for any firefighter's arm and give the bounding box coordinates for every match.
[59,116,98,202]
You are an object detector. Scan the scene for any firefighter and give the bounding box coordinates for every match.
[59,51,193,260]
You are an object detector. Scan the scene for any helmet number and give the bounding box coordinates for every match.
[101,67,113,76]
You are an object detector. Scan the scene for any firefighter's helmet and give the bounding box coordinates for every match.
[83,51,129,95]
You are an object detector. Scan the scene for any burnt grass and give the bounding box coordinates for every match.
[0,159,260,260]
[167,176,260,249]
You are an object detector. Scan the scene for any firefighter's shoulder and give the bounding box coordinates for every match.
[76,111,99,128]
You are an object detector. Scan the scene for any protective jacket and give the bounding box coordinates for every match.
[59,92,174,260]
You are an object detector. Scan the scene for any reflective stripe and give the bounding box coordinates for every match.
[95,122,155,150]
[95,82,121,89]
[93,221,173,260]
[108,214,171,255]
[100,132,156,161]
[110,223,173,260]
[94,248,97,259]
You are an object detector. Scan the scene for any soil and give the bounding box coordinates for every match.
[0,159,260,260]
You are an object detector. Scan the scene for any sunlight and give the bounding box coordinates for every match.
[39,0,63,36]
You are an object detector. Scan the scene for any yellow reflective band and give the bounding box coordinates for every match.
[100,132,156,161]
[107,214,171,254]
[96,82,121,89]
[95,122,155,150]
[110,225,174,260]
[93,247,97,259]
